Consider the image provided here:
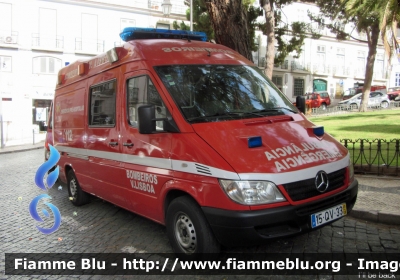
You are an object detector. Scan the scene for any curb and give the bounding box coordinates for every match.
[349,209,400,226]
[0,144,44,155]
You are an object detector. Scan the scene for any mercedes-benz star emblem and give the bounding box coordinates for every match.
[315,171,329,193]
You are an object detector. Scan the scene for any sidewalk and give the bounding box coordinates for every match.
[0,141,45,154]
[1,142,399,226]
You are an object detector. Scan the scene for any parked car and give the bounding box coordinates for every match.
[305,91,331,110]
[342,85,386,100]
[337,91,390,109]
[387,87,400,101]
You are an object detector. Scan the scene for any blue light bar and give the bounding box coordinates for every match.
[120,27,207,42]
[248,136,262,148]
[313,126,324,137]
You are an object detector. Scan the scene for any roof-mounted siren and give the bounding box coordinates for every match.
[106,47,119,64]
[57,73,65,86]
[119,27,207,42]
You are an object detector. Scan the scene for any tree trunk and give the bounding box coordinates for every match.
[359,24,379,112]
[260,0,275,80]
[205,0,253,61]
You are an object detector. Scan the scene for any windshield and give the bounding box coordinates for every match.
[154,65,297,123]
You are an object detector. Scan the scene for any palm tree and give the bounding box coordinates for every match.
[378,0,399,78]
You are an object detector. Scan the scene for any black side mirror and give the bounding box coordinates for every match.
[296,96,306,114]
[138,104,180,134]
[138,105,156,134]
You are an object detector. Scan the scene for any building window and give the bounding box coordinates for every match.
[89,80,116,126]
[81,13,99,52]
[38,8,57,48]
[120,18,135,31]
[272,76,283,91]
[0,56,12,72]
[0,3,12,35]
[336,48,345,75]
[33,57,62,74]
[374,54,384,79]
[356,50,366,76]
[315,45,326,73]
[297,9,305,22]
[293,78,304,96]
[395,73,400,87]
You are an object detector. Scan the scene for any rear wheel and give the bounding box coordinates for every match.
[166,196,220,259]
[320,103,327,110]
[67,170,90,206]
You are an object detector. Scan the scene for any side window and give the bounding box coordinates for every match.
[127,75,167,130]
[89,80,116,126]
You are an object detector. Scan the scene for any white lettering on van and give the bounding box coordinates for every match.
[65,68,79,80]
[265,142,343,172]
[161,47,234,54]
[64,130,73,142]
[88,55,109,69]
[126,170,157,194]
[60,105,84,115]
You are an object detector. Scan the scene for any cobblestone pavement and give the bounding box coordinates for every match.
[1,149,400,280]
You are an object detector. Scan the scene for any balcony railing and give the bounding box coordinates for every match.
[75,38,104,53]
[291,61,307,71]
[32,33,64,49]
[333,66,351,76]
[313,63,330,74]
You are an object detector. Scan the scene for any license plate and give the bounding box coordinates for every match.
[311,203,347,228]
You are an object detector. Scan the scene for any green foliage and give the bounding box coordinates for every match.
[247,5,262,52]
[172,21,190,31]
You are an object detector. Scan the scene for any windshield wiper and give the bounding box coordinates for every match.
[252,107,297,114]
[188,112,236,123]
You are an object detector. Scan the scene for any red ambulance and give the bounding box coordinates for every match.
[51,28,358,256]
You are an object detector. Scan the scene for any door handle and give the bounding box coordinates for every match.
[109,141,118,147]
[123,142,134,147]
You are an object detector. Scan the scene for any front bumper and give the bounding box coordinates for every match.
[202,179,358,247]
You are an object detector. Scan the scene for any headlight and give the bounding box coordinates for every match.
[219,180,286,205]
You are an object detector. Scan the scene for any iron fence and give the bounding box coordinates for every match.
[341,139,400,176]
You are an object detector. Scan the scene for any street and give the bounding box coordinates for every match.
[1,149,400,279]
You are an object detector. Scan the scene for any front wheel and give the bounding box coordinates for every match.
[380,101,389,109]
[67,170,90,206]
[166,196,220,259]
[320,103,327,110]
[350,103,358,109]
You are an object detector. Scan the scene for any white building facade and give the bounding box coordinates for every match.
[0,0,398,146]
[0,0,187,146]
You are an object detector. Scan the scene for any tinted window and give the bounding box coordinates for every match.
[89,80,116,126]
[127,75,168,130]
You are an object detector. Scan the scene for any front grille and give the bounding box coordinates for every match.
[282,168,346,201]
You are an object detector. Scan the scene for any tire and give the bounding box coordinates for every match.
[166,196,220,259]
[320,103,327,110]
[67,170,90,206]
[380,101,389,109]
[350,103,358,109]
